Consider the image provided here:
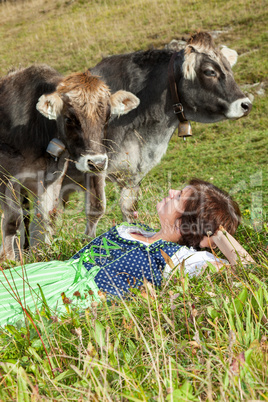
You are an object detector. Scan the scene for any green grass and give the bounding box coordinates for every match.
[0,0,268,399]
[1,257,267,400]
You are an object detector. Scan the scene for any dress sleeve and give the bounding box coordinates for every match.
[163,246,228,278]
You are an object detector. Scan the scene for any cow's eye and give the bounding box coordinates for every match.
[65,116,73,125]
[204,69,217,77]
[65,115,80,127]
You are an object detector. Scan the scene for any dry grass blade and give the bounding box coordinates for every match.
[160,249,175,270]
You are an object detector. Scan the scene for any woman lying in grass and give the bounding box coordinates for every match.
[0,179,254,327]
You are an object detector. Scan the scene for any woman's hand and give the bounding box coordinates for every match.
[199,235,216,249]
[210,226,255,266]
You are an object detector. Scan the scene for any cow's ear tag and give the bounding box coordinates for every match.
[46,138,66,160]
[178,121,192,140]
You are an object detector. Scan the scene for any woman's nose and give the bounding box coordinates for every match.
[169,189,181,199]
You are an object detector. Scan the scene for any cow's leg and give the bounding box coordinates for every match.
[119,185,140,222]
[29,182,61,248]
[84,173,106,238]
[0,183,24,261]
[20,192,31,250]
[0,211,23,261]
[29,161,69,249]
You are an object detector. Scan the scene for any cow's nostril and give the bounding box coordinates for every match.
[88,160,106,171]
[88,162,96,171]
[241,101,252,115]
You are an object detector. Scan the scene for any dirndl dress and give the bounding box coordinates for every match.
[0,223,181,327]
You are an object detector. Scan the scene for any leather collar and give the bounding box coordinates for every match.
[168,52,192,138]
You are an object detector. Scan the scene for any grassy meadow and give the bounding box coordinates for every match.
[0,0,268,400]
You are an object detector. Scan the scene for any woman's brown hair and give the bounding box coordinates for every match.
[179,179,241,249]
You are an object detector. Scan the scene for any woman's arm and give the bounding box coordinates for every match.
[163,228,255,278]
[211,226,255,266]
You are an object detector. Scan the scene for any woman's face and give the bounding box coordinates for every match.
[156,187,192,233]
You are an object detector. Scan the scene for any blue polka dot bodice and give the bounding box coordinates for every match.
[72,223,181,298]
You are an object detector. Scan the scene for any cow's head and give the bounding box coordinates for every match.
[176,32,252,123]
[36,71,139,172]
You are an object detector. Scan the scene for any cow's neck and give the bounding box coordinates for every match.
[139,51,184,128]
[96,49,186,184]
[136,53,184,136]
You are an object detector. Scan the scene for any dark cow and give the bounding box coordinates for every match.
[0,65,139,261]
[62,32,252,238]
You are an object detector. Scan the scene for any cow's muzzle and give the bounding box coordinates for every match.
[75,154,108,173]
[226,97,252,119]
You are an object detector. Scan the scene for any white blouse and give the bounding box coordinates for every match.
[117,224,227,277]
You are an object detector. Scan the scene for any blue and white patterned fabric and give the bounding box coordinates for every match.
[0,222,226,327]
[72,223,182,298]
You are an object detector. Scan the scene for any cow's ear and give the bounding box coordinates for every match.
[220,46,238,68]
[110,90,140,116]
[186,45,196,53]
[36,92,63,120]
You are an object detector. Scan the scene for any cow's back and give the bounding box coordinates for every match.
[91,49,171,93]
